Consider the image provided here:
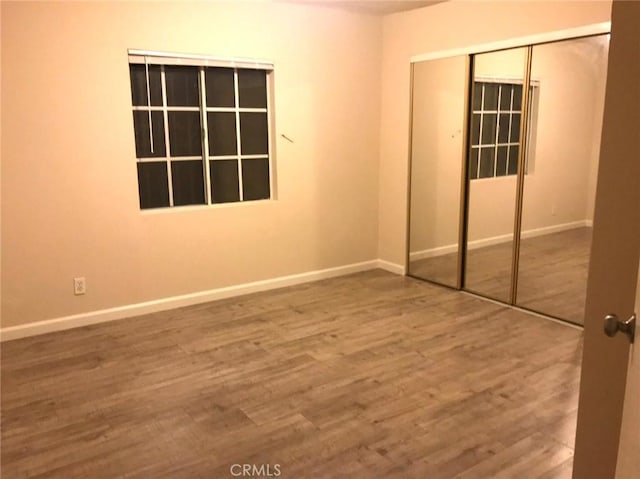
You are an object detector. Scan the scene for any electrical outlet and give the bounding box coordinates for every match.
[551,204,557,216]
[74,277,86,295]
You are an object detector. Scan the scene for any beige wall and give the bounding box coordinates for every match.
[1,1,382,328]
[381,0,612,265]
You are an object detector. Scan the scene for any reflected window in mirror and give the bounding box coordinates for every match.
[469,80,537,180]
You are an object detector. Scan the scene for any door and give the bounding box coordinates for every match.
[407,55,468,288]
[516,35,609,325]
[572,1,640,478]
[464,47,527,303]
[616,269,640,478]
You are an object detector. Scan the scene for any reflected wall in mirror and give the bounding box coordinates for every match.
[516,35,609,324]
[464,47,527,302]
[407,56,467,287]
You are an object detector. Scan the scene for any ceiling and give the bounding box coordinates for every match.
[284,0,445,15]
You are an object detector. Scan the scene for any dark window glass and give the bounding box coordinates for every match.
[131,63,273,209]
[137,162,169,209]
[472,83,483,111]
[469,148,479,180]
[240,113,269,155]
[130,64,163,106]
[471,114,481,145]
[479,147,495,178]
[512,85,523,111]
[133,111,166,158]
[498,114,511,143]
[168,111,202,157]
[206,68,235,107]
[171,160,205,206]
[481,113,497,145]
[510,113,521,143]
[468,81,530,181]
[242,159,270,201]
[208,112,237,156]
[496,146,509,177]
[238,69,267,108]
[129,63,162,106]
[165,66,200,107]
[210,160,240,203]
[508,146,519,175]
[483,83,499,111]
[499,84,512,111]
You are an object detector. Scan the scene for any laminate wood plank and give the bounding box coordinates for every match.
[2,270,582,478]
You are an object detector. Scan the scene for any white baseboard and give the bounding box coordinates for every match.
[3,259,407,342]
[410,243,458,261]
[377,259,406,276]
[520,219,592,239]
[410,220,592,261]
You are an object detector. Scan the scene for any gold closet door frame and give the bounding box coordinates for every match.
[508,46,534,305]
[458,45,534,304]
[405,56,471,291]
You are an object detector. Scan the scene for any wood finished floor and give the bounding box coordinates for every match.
[1,270,583,479]
[409,227,592,324]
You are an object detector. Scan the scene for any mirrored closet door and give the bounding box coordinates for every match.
[406,33,610,326]
[516,35,609,324]
[407,55,468,288]
[464,47,528,303]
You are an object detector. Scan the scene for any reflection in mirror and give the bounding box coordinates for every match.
[516,35,609,324]
[464,47,527,302]
[407,56,467,287]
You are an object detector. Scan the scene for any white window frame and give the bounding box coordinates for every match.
[470,77,538,180]
[128,50,276,210]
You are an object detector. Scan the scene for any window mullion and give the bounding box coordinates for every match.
[160,66,174,207]
[200,68,212,205]
[525,86,534,173]
[145,59,154,154]
[508,85,515,175]
[478,84,485,179]
[494,85,502,177]
[233,69,244,202]
[266,72,274,199]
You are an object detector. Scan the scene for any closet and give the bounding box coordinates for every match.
[407,33,610,325]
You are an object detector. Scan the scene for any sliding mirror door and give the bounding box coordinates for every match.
[464,47,528,302]
[407,33,608,325]
[516,35,609,324]
[408,56,468,287]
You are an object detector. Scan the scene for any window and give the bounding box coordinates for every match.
[469,80,535,180]
[128,52,274,209]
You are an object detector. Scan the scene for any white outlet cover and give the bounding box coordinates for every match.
[74,277,86,295]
